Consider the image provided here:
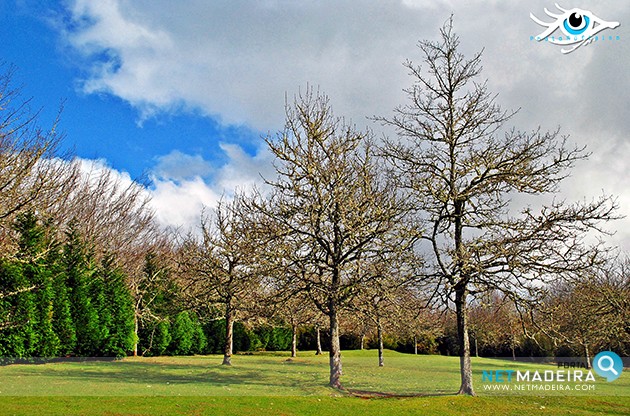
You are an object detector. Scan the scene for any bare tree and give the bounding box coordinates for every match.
[469,291,523,359]
[0,65,79,255]
[178,195,262,365]
[52,164,158,266]
[272,290,321,358]
[254,88,407,388]
[349,255,417,367]
[377,18,618,395]
[540,255,630,363]
[401,305,444,356]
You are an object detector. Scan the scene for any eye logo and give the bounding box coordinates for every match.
[530,3,620,54]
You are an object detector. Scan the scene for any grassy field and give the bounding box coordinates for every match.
[0,350,628,415]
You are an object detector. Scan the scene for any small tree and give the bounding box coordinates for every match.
[179,195,261,365]
[378,18,617,395]
[131,250,175,357]
[169,311,195,355]
[540,256,630,363]
[349,257,415,367]
[153,320,172,356]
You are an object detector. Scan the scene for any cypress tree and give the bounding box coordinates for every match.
[100,255,135,357]
[63,225,101,356]
[169,311,194,355]
[29,264,59,357]
[154,320,172,356]
[0,259,36,358]
[51,267,76,356]
[13,213,59,358]
[191,315,207,355]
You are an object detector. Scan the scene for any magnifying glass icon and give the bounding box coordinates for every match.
[597,355,619,375]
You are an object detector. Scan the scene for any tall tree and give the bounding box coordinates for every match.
[62,225,102,356]
[378,18,617,395]
[0,66,82,263]
[99,254,136,357]
[14,213,61,357]
[256,88,407,388]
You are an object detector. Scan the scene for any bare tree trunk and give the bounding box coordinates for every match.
[329,310,342,388]
[511,338,516,361]
[133,314,139,357]
[473,335,478,358]
[360,333,365,350]
[315,325,322,355]
[291,324,297,358]
[223,307,234,366]
[377,320,384,367]
[414,334,418,355]
[456,286,475,396]
[584,343,591,369]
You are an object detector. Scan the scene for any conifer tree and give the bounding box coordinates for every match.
[51,266,76,355]
[15,213,60,357]
[0,260,36,358]
[169,311,195,355]
[100,254,136,357]
[63,225,101,356]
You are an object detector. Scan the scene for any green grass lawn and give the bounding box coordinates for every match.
[0,350,628,415]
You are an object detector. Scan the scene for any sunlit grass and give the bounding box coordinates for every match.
[0,350,628,415]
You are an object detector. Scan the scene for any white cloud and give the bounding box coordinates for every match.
[67,144,273,233]
[74,157,140,196]
[59,0,630,250]
[152,150,214,181]
[148,143,273,231]
[61,0,433,129]
[214,143,275,193]
[149,176,220,231]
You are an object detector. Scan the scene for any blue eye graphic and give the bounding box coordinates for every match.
[563,12,589,35]
[530,4,620,53]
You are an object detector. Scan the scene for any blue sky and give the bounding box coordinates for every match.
[1,1,261,181]
[2,0,629,249]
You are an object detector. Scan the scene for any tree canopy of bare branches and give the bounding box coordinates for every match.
[254,88,410,388]
[377,17,618,395]
[0,65,79,253]
[178,195,263,365]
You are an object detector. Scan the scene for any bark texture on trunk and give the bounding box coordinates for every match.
[328,311,342,388]
[291,324,297,358]
[377,320,384,367]
[315,326,322,355]
[133,314,139,357]
[455,286,475,395]
[222,308,234,366]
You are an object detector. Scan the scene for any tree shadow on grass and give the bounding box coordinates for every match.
[33,361,267,386]
[4,357,333,396]
[341,388,454,399]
